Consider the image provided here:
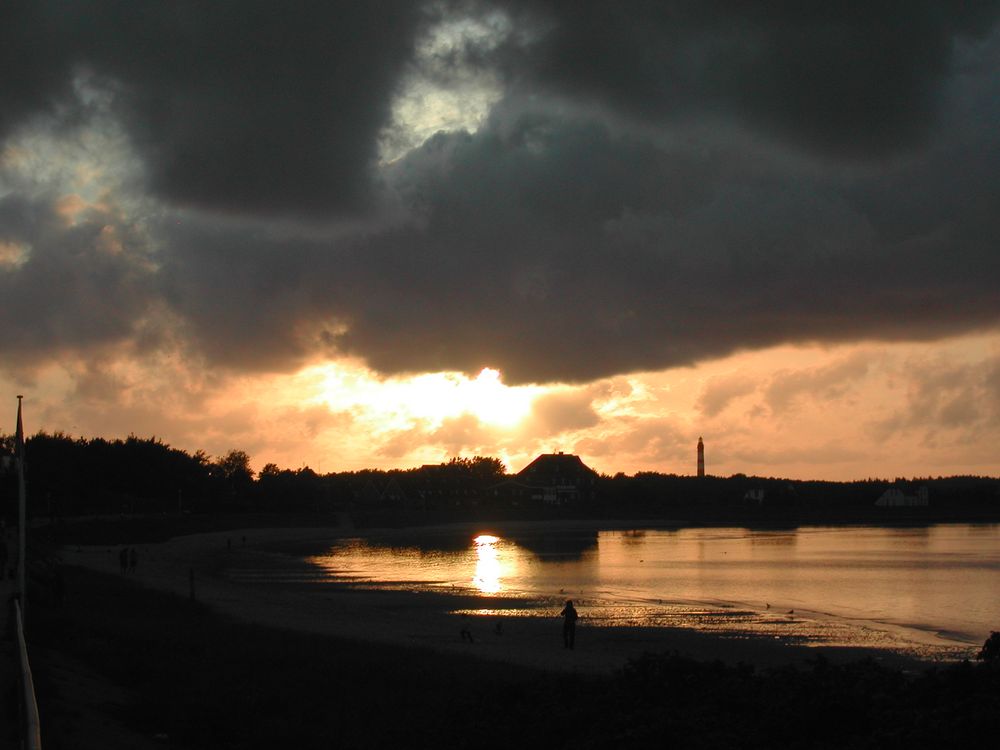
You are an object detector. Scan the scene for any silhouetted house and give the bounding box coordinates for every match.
[875,486,930,507]
[510,452,598,506]
[486,479,538,507]
[403,463,485,509]
[742,483,798,508]
[356,479,382,505]
[380,477,408,505]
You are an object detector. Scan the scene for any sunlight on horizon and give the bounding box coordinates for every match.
[11,332,1000,480]
[310,363,539,430]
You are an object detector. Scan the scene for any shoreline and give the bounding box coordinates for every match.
[59,524,973,675]
[31,556,1000,750]
[36,511,1000,554]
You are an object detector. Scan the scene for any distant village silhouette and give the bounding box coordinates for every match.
[2,431,993,523]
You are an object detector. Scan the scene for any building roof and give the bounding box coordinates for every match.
[517,452,597,485]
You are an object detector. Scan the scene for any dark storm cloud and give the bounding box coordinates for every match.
[0,193,157,364]
[156,64,1000,383]
[494,0,1000,158]
[156,213,354,372]
[0,0,426,215]
[3,2,1000,385]
[334,86,1000,383]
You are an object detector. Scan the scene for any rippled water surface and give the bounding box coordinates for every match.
[236,524,1000,660]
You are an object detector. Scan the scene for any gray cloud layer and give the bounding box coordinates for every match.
[1,0,426,215]
[495,1,1000,157]
[2,1,1000,384]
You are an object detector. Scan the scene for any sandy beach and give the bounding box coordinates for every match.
[61,526,944,675]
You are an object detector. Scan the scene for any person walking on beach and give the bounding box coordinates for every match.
[460,613,475,643]
[128,547,137,574]
[560,599,578,650]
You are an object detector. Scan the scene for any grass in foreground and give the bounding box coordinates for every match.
[28,566,1000,749]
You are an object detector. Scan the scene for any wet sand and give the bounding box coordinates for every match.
[61,526,943,675]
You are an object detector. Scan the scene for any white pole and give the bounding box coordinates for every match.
[15,600,42,750]
[16,395,26,623]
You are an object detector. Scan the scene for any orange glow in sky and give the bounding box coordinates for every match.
[5,333,1000,481]
[312,364,538,430]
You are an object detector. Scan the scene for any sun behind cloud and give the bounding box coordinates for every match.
[312,363,538,431]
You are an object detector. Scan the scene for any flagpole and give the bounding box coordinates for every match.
[16,395,26,623]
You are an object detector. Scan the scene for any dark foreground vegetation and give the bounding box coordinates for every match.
[3,432,1000,527]
[27,567,1000,749]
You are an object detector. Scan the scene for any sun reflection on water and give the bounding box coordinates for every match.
[281,524,1000,662]
[473,534,502,594]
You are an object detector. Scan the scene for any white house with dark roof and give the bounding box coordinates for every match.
[875,486,930,507]
[488,452,598,506]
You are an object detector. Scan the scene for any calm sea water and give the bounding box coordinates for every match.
[240,524,1000,660]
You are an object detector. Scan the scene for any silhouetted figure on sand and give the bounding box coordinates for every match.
[560,599,578,649]
[978,631,1000,664]
[128,547,137,574]
[119,547,128,574]
[460,614,475,643]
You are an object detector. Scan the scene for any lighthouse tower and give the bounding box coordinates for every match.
[697,437,705,478]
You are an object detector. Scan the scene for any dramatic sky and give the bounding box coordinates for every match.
[2,1,1000,479]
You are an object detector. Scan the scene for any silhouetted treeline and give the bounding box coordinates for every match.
[0,433,213,516]
[596,472,1000,520]
[2,431,999,521]
[0,433,507,518]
